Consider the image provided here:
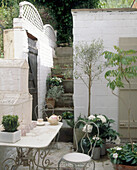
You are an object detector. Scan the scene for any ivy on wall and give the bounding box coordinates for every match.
[38,0,100,46]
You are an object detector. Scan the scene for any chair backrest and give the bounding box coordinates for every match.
[74,120,99,158]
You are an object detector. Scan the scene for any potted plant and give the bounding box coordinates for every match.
[104,46,137,169]
[78,114,120,155]
[62,111,74,128]
[47,76,63,87]
[107,143,137,169]
[0,115,20,143]
[91,136,103,160]
[74,40,105,116]
[46,85,64,108]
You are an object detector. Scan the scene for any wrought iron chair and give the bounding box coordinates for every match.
[58,120,99,170]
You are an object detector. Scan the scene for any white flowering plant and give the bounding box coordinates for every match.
[91,136,103,147]
[107,143,137,166]
[88,114,120,141]
[47,76,63,87]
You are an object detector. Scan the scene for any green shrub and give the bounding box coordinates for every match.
[38,0,100,46]
[2,115,19,132]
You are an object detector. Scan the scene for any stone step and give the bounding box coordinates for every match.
[51,67,73,79]
[55,47,73,58]
[54,58,73,67]
[56,93,73,107]
[43,107,74,119]
[63,79,73,93]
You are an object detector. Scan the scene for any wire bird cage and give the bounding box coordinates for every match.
[0,24,4,58]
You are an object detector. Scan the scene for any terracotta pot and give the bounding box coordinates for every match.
[114,164,137,170]
[46,98,55,109]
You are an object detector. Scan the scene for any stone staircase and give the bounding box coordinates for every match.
[46,47,74,142]
[52,47,74,115]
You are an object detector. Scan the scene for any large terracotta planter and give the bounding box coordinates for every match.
[114,164,137,170]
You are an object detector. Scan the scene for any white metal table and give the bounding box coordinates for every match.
[0,122,63,170]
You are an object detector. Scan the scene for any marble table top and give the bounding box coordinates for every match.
[0,122,63,149]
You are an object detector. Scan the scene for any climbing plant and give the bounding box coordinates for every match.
[38,0,100,46]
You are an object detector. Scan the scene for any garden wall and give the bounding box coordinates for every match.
[72,8,137,130]
[4,2,56,118]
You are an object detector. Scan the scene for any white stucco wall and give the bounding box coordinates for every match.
[72,8,137,130]
[12,17,55,118]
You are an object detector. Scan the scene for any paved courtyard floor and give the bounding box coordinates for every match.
[18,142,114,170]
[47,142,114,170]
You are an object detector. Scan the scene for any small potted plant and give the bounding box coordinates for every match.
[107,143,137,169]
[62,111,74,128]
[91,136,103,160]
[0,115,21,143]
[47,76,63,87]
[46,85,64,108]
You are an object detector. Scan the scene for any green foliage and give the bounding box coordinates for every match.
[107,143,137,166]
[62,111,74,119]
[91,136,103,147]
[103,46,137,91]
[38,0,100,46]
[77,114,120,141]
[100,0,133,8]
[74,40,104,116]
[2,115,19,132]
[0,0,39,57]
[46,85,64,101]
[47,76,63,87]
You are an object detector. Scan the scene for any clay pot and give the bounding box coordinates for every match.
[46,98,55,109]
[114,164,137,170]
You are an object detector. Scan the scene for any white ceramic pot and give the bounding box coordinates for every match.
[0,130,21,143]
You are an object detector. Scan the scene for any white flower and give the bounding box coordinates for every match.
[112,136,121,145]
[116,147,122,150]
[88,115,95,120]
[97,115,106,123]
[82,125,93,133]
[93,136,100,140]
[113,153,118,159]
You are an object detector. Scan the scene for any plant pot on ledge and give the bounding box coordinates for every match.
[46,98,55,109]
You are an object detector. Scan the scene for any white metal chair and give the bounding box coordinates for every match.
[58,120,99,170]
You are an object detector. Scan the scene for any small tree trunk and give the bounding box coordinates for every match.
[127,82,134,150]
[88,66,92,117]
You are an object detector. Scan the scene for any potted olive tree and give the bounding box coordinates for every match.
[0,115,20,143]
[74,39,105,116]
[104,46,137,169]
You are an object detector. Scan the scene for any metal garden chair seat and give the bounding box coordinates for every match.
[58,120,99,170]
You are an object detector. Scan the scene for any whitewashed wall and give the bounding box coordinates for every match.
[12,18,56,118]
[72,8,137,130]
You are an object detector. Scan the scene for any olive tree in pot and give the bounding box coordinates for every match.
[104,46,137,169]
[74,40,105,116]
[0,115,20,143]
